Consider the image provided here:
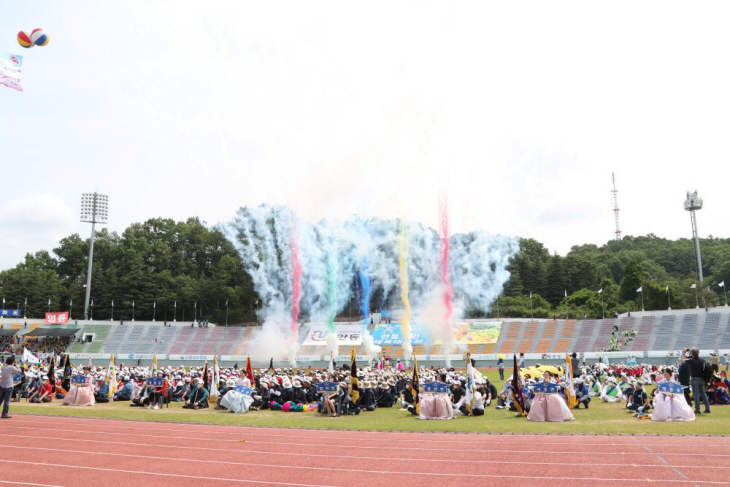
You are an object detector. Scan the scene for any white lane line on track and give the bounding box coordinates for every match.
[4,441,730,475]
[4,423,727,456]
[16,414,730,444]
[11,416,729,448]
[640,441,695,483]
[0,432,695,468]
[3,427,730,459]
[1,455,729,485]
[0,459,331,487]
[0,481,64,487]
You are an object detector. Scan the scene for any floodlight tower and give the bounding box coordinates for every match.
[80,192,109,320]
[684,191,704,284]
[611,173,621,241]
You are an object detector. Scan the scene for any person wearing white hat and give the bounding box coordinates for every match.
[600,377,621,403]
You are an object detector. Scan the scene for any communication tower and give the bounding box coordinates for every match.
[611,173,621,241]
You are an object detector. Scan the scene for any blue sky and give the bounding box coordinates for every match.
[1,1,728,270]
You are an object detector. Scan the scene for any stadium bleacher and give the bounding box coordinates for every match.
[10,307,730,362]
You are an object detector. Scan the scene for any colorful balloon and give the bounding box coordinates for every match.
[17,31,33,48]
[30,28,49,47]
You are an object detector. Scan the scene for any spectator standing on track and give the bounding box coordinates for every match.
[1,356,21,418]
[497,357,504,381]
[687,348,711,414]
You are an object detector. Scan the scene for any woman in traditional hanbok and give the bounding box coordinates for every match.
[651,383,695,422]
[62,366,95,407]
[528,372,574,422]
[418,382,453,420]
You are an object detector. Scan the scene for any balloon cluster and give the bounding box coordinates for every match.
[17,29,49,48]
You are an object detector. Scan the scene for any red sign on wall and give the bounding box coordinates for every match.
[45,312,69,324]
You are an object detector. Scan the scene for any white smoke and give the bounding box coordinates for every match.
[361,329,381,356]
[224,204,519,355]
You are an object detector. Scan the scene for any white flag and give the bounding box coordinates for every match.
[598,288,603,294]
[564,289,567,297]
[464,354,476,414]
[132,301,135,308]
[174,300,177,308]
[529,291,533,299]
[636,287,642,293]
[665,285,669,293]
[225,299,229,306]
[111,300,114,306]
[720,281,725,288]
[22,348,40,364]
[153,301,156,308]
[48,298,51,306]
[690,283,697,289]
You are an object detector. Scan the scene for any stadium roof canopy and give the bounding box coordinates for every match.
[0,328,18,336]
[24,327,80,337]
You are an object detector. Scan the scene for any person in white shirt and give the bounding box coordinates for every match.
[1,357,22,419]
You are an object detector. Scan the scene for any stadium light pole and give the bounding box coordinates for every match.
[80,192,109,320]
[684,191,706,308]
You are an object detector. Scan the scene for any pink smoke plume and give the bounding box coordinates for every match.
[439,194,454,338]
[289,212,302,341]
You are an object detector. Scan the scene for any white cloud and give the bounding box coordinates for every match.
[0,194,76,269]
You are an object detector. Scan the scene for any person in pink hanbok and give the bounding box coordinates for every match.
[62,366,95,407]
[528,371,574,422]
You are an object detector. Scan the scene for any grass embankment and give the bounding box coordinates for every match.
[11,370,728,435]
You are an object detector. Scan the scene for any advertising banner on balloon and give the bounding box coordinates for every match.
[302,324,362,346]
[371,324,430,346]
[0,53,23,92]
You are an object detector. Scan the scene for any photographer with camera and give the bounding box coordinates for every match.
[678,349,692,405]
[0,356,22,419]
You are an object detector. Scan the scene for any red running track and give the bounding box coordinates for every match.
[1,415,730,487]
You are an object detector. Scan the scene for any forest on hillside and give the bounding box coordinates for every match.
[1,218,728,323]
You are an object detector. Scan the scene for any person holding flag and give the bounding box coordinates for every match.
[107,354,117,401]
[564,353,578,409]
[209,356,220,405]
[456,353,484,416]
[349,350,360,408]
[245,356,255,386]
[511,354,527,417]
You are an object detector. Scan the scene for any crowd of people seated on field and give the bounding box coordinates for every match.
[5,348,729,422]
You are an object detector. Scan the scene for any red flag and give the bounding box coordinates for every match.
[246,356,254,385]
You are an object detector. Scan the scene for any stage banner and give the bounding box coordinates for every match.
[0,53,23,92]
[45,312,69,324]
[302,324,362,346]
[0,310,22,318]
[453,321,502,344]
[371,324,430,346]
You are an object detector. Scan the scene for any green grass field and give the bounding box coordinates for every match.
[10,370,729,435]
